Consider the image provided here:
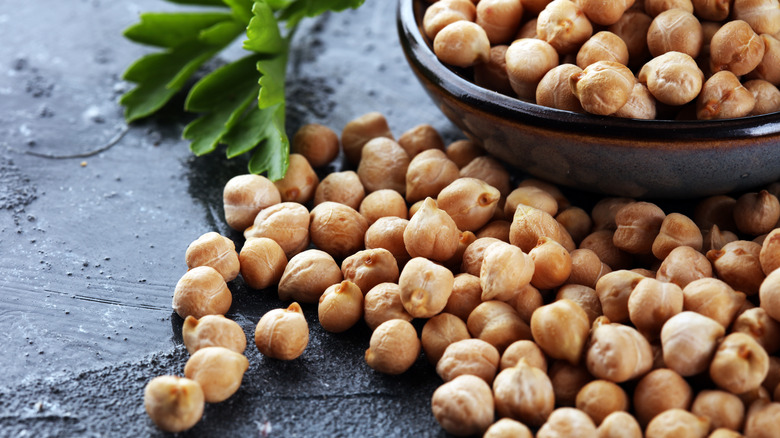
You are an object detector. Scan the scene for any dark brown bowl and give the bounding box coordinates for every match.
[397,0,780,198]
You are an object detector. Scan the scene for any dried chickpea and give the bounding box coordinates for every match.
[397,123,444,158]
[548,360,595,407]
[595,269,646,323]
[422,313,471,365]
[364,216,410,265]
[531,299,590,365]
[511,203,576,253]
[144,376,204,433]
[405,149,459,203]
[222,174,281,232]
[521,0,553,14]
[537,407,598,438]
[239,237,287,290]
[763,356,780,394]
[443,273,482,322]
[628,277,683,339]
[702,224,740,253]
[340,111,394,166]
[597,411,643,438]
[341,248,399,295]
[614,82,657,119]
[493,359,555,427]
[645,409,709,438]
[691,390,745,432]
[518,178,570,209]
[612,201,666,255]
[692,0,731,21]
[576,380,629,425]
[695,194,737,231]
[445,139,485,169]
[291,123,339,168]
[682,277,746,328]
[707,240,765,296]
[760,228,780,274]
[536,63,585,112]
[422,0,477,40]
[638,51,704,106]
[556,284,603,324]
[399,257,454,318]
[647,9,703,58]
[182,314,247,355]
[710,332,770,394]
[709,428,744,438]
[500,339,548,372]
[436,338,500,383]
[505,185,558,218]
[569,248,611,289]
[431,374,495,437]
[633,368,693,426]
[744,399,780,438]
[313,170,365,210]
[483,418,533,438]
[760,268,780,325]
[184,346,249,403]
[749,34,780,86]
[652,212,703,260]
[529,237,572,290]
[358,189,407,224]
[437,177,500,232]
[556,206,593,245]
[570,61,636,116]
[318,280,363,333]
[185,231,240,282]
[734,190,780,236]
[505,38,560,100]
[480,241,535,301]
[365,319,420,375]
[244,202,310,259]
[476,219,512,241]
[254,302,309,360]
[579,0,634,25]
[506,284,544,324]
[577,31,630,69]
[403,197,460,262]
[661,311,725,376]
[172,266,232,320]
[357,137,409,196]
[592,197,635,231]
[710,20,766,76]
[273,153,318,204]
[474,45,514,95]
[656,245,713,288]
[468,300,532,353]
[745,79,780,115]
[363,282,413,330]
[460,237,502,276]
[733,307,780,354]
[433,20,491,68]
[537,0,594,54]
[586,320,653,383]
[459,155,511,197]
[609,10,653,68]
[733,0,780,35]
[309,201,368,260]
[476,0,524,44]
[697,70,757,120]
[278,249,342,304]
[644,0,694,16]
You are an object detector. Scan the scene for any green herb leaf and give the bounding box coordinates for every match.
[222,0,254,24]
[246,103,289,181]
[243,1,286,55]
[123,12,233,48]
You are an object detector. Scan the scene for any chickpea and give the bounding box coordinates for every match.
[443,273,482,322]
[745,79,780,115]
[703,224,740,253]
[692,0,731,21]
[576,380,629,426]
[579,0,634,26]
[536,63,585,112]
[652,212,703,260]
[660,311,725,376]
[431,374,495,437]
[710,332,770,394]
[506,284,545,324]
[505,185,558,218]
[476,0,524,44]
[363,282,413,330]
[537,0,594,54]
[538,407,598,438]
[597,411,643,438]
[697,70,757,120]
[633,368,693,426]
[365,319,420,375]
[474,45,514,95]
[254,302,309,360]
[609,10,653,68]
[645,409,709,438]
[493,359,555,427]
[468,300,532,353]
[476,219,512,241]
[278,249,342,304]
[710,20,766,76]
[184,346,249,403]
[318,280,363,333]
[364,216,410,265]
[647,9,703,58]
[707,240,765,296]
[273,153,318,204]
[733,307,780,354]
[505,38,560,100]
[556,284,603,324]
[459,155,511,197]
[445,139,485,169]
[144,375,204,433]
[405,149,459,203]
[422,0,477,40]
[733,0,780,36]
[760,268,780,325]
[222,174,281,232]
[656,245,713,288]
[511,204,576,252]
[556,206,592,245]
[763,355,780,394]
[437,177,501,232]
[709,428,744,438]
[749,34,780,86]
[239,237,287,290]
[531,299,590,365]
[691,390,745,432]
[614,82,657,119]
[500,339,548,372]
[760,228,780,274]
[182,314,247,355]
[340,111,394,166]
[577,31,630,69]
[638,51,704,106]
[483,418,533,438]
[695,194,737,231]
[291,123,339,168]
[313,170,365,210]
[612,201,666,255]
[569,248,611,289]
[185,231,240,282]
[436,338,501,383]
[357,137,409,196]
[592,197,635,231]
[735,191,780,236]
[571,61,636,116]
[744,400,780,438]
[172,266,232,320]
[461,237,502,276]
[480,241,535,301]
[403,197,460,262]
[519,178,570,209]
[595,270,646,323]
[628,277,683,339]
[586,321,653,383]
[244,202,310,259]
[433,20,491,68]
[341,248,399,295]
[682,277,746,328]
[359,189,408,224]
[548,360,594,407]
[529,237,571,289]
[521,0,553,14]
[644,0,695,16]
[309,201,368,260]
[399,257,454,318]
[422,313,471,365]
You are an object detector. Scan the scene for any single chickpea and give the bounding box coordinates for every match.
[709,428,745,438]
[556,206,592,245]
[656,245,713,288]
[529,237,572,290]
[422,313,471,365]
[707,240,765,296]
[763,356,780,394]
[431,374,495,437]
[576,380,629,426]
[365,319,420,374]
[568,248,610,289]
[592,197,635,231]
[172,266,232,320]
[443,273,482,322]
[476,219,512,241]
[363,282,413,330]
[597,412,643,438]
[519,178,570,209]
[359,189,407,224]
[697,70,757,120]
[661,311,725,376]
[144,376,204,432]
[749,34,780,86]
[273,153,318,204]
[474,45,514,95]
[291,123,339,168]
[433,20,491,68]
[760,228,780,274]
[733,307,780,354]
[644,0,694,16]
[318,280,363,333]
[405,149,460,203]
[633,368,693,426]
[459,155,511,197]
[608,10,653,68]
[744,399,780,438]
[422,0,477,40]
[571,61,636,116]
[645,409,709,438]
[493,359,555,427]
[710,20,766,76]
[577,31,630,69]
[695,194,738,231]
[461,236,502,276]
[483,418,533,438]
[505,38,560,100]
[745,79,780,115]
[239,237,287,290]
[254,302,309,360]
[437,177,500,232]
[556,284,603,324]
[182,314,246,355]
[398,257,454,318]
[703,224,740,253]
[531,299,590,365]
[638,51,704,106]
[733,0,780,36]
[277,249,342,304]
[511,204,576,253]
[505,284,544,324]
[646,9,703,58]
[537,407,598,438]
[505,185,558,218]
[445,139,485,169]
[476,0,524,44]
[691,390,745,432]
[692,0,731,21]
[521,0,553,14]
[500,339,548,372]
[313,170,365,210]
[536,63,585,112]
[710,332,770,394]
[244,202,310,259]
[185,231,240,282]
[480,241,535,301]
[340,111,394,166]
[682,277,746,328]
[403,197,460,262]
[467,300,532,353]
[548,359,594,407]
[628,277,683,339]
[586,321,653,383]
[436,338,501,383]
[612,201,666,255]
[760,268,780,322]
[341,248,399,295]
[579,0,634,25]
[595,270,646,323]
[222,174,281,231]
[614,82,657,120]
[357,137,409,196]
[309,201,368,260]
[184,346,249,403]
[364,216,410,265]
[537,0,594,54]
[735,191,780,236]
[652,212,703,260]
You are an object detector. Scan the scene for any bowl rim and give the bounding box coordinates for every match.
[397,0,780,142]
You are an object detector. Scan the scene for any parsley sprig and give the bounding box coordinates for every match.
[120,0,364,180]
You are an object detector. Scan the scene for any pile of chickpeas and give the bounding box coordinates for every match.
[424,0,780,120]
[143,110,780,437]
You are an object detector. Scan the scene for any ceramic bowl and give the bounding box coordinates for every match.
[396,0,780,198]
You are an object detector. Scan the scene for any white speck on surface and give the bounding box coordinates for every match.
[19,124,32,136]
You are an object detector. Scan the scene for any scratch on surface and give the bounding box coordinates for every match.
[23,124,129,159]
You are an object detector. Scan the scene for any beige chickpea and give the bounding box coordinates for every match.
[656,245,713,288]
[760,268,780,322]
[493,359,555,427]
[652,212,703,260]
[644,0,694,16]
[436,338,501,383]
[536,63,585,112]
[571,61,636,116]
[443,273,482,322]
[500,339,548,372]
[144,376,204,433]
[437,178,500,232]
[531,299,590,365]
[702,224,740,253]
[697,70,757,120]
[660,311,725,376]
[474,45,514,95]
[518,178,570,210]
[733,307,780,354]
[556,284,603,325]
[586,321,653,383]
[638,51,704,106]
[185,231,240,282]
[422,313,471,365]
[461,237,502,276]
[746,79,780,115]
[184,346,249,403]
[340,111,394,166]
[511,204,576,252]
[633,368,693,426]
[239,237,287,290]
[364,216,410,265]
[695,194,737,231]
[459,155,511,197]
[537,407,598,438]
[222,174,281,232]
[707,240,765,296]
[749,34,780,86]
[556,206,592,245]
[692,0,731,21]
[433,20,491,68]
[577,31,630,69]
[273,153,318,204]
[647,9,703,58]
[365,319,420,375]
[506,38,560,100]
[278,249,342,304]
[405,149,460,203]
[709,428,744,438]
[313,170,365,210]
[549,360,595,407]
[612,201,666,255]
[579,0,634,25]
[595,270,646,323]
[592,197,635,231]
[744,399,780,438]
[645,409,709,438]
[445,139,485,169]
[628,277,683,339]
[468,300,532,353]
[710,332,770,394]
[710,20,766,76]
[682,277,746,328]
[309,201,368,260]
[423,0,477,40]
[505,185,559,218]
[506,284,545,324]
[358,189,407,224]
[398,124,444,159]
[537,0,594,54]
[432,374,495,437]
[363,282,413,330]
[763,356,780,394]
[576,380,629,426]
[521,0,553,14]
[172,266,232,320]
[597,411,643,438]
[291,123,339,168]
[244,202,310,259]
[403,197,460,262]
[254,302,309,360]
[614,81,658,119]
[568,248,610,289]
[476,0,524,44]
[357,137,410,196]
[476,219,512,241]
[529,237,572,290]
[318,280,363,333]
[480,241,535,301]
[398,257,454,319]
[760,228,780,274]
[609,10,653,68]
[182,314,246,355]
[733,0,780,36]
[341,248,399,295]
[691,390,745,432]
[483,418,533,438]
[735,191,780,236]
